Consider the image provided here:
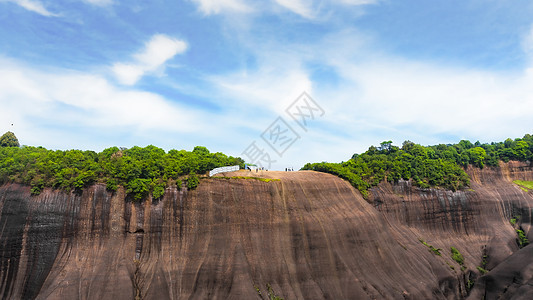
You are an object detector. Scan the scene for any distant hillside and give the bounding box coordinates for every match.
[302,134,533,198]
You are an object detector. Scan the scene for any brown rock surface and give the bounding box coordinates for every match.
[0,162,532,299]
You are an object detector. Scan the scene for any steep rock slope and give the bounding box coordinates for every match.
[0,163,532,299]
[370,161,533,299]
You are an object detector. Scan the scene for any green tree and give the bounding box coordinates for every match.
[512,141,530,161]
[192,146,210,156]
[380,141,393,151]
[468,147,487,168]
[0,144,243,199]
[457,140,474,150]
[0,131,19,147]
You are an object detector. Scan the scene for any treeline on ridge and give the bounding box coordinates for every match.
[302,134,533,198]
[0,145,244,201]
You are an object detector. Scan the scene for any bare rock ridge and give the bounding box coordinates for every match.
[0,162,532,299]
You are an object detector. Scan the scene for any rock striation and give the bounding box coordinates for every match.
[0,162,532,299]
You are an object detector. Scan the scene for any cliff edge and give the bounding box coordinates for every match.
[0,163,532,299]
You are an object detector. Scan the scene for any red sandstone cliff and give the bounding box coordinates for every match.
[0,162,532,299]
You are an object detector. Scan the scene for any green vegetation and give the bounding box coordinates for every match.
[509,215,529,249]
[0,131,20,148]
[213,176,280,183]
[303,134,533,196]
[516,229,530,248]
[419,238,442,256]
[479,252,488,274]
[0,145,244,201]
[467,279,475,290]
[450,247,465,266]
[447,262,455,270]
[254,285,262,297]
[513,180,533,191]
[186,172,199,190]
[266,283,283,300]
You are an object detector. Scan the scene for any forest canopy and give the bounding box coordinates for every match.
[0,144,244,200]
[302,134,533,198]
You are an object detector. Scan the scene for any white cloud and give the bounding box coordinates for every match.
[313,46,533,145]
[205,44,313,116]
[274,0,314,18]
[0,57,216,150]
[112,34,187,85]
[273,0,377,18]
[335,0,378,5]
[191,0,251,15]
[83,0,113,7]
[188,0,376,19]
[522,24,533,58]
[202,26,533,168]
[2,0,58,16]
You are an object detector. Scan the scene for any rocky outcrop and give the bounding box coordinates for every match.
[0,162,532,299]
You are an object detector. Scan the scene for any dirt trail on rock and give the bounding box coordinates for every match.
[0,165,532,299]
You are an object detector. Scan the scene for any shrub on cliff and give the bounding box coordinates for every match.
[516,229,530,248]
[450,247,464,265]
[186,172,199,190]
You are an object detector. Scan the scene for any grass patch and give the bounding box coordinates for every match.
[266,283,283,300]
[467,279,475,290]
[513,180,533,191]
[254,285,262,297]
[477,266,488,274]
[419,238,442,256]
[517,229,530,248]
[451,247,465,265]
[446,261,455,270]
[213,176,280,183]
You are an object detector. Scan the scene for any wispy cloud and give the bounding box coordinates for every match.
[0,57,212,149]
[2,0,58,17]
[82,0,113,7]
[191,0,251,15]
[112,34,188,86]
[334,0,378,6]
[273,0,377,18]
[309,33,533,145]
[198,24,533,162]
[522,24,533,59]
[189,0,376,19]
[274,0,314,18]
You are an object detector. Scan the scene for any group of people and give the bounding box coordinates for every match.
[245,166,295,172]
[246,166,267,172]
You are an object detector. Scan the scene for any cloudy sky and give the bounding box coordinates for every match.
[1,0,533,169]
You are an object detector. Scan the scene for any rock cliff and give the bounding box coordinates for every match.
[0,162,532,299]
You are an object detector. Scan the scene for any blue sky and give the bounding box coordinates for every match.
[1,0,533,170]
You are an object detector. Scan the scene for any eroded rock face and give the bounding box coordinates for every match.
[370,161,533,299]
[0,163,531,299]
